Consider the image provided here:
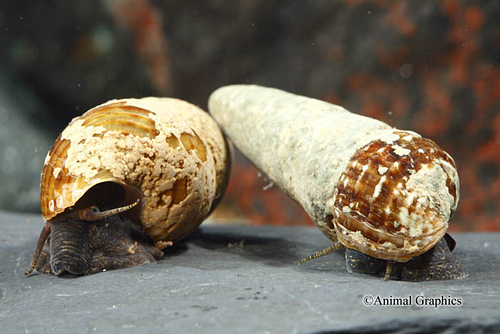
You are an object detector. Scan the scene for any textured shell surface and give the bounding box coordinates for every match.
[332,130,459,262]
[209,85,460,263]
[41,97,229,242]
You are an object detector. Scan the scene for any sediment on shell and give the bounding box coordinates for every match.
[208,85,459,260]
[41,97,231,243]
[332,131,459,261]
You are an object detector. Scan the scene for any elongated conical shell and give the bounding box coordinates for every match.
[41,98,230,242]
[209,85,459,262]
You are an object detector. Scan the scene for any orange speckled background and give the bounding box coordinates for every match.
[201,1,500,232]
[2,0,498,231]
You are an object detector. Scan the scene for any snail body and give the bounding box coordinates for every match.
[209,85,465,281]
[27,97,231,275]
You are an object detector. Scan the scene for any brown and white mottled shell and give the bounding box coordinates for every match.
[331,130,459,262]
[41,97,230,242]
[209,85,461,271]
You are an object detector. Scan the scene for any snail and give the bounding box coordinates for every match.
[208,85,466,281]
[26,97,231,276]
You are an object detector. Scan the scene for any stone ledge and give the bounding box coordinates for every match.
[1,211,499,333]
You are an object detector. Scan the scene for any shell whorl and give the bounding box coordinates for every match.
[41,97,230,242]
[332,130,459,262]
[209,85,461,262]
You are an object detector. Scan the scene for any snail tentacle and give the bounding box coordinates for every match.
[299,242,343,264]
[25,224,51,276]
[77,199,140,222]
[383,261,395,281]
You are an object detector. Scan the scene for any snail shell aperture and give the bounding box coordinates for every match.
[27,97,231,276]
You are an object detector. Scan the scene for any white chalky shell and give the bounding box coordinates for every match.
[41,97,230,242]
[208,85,459,262]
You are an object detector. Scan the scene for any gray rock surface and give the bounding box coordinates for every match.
[1,211,499,333]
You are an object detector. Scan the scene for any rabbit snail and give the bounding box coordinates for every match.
[208,85,467,281]
[26,97,231,276]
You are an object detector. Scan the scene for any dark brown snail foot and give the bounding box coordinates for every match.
[345,234,468,281]
[33,214,164,276]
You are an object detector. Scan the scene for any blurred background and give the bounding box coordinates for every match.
[0,0,498,231]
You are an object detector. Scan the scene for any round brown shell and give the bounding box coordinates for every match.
[332,130,459,262]
[40,97,230,242]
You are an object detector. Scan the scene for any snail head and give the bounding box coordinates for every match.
[26,199,163,276]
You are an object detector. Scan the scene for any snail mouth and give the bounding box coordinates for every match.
[49,218,91,275]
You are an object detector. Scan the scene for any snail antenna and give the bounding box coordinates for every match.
[299,242,343,264]
[78,199,140,221]
[25,224,51,275]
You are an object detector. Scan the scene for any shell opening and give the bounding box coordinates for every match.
[70,181,142,225]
